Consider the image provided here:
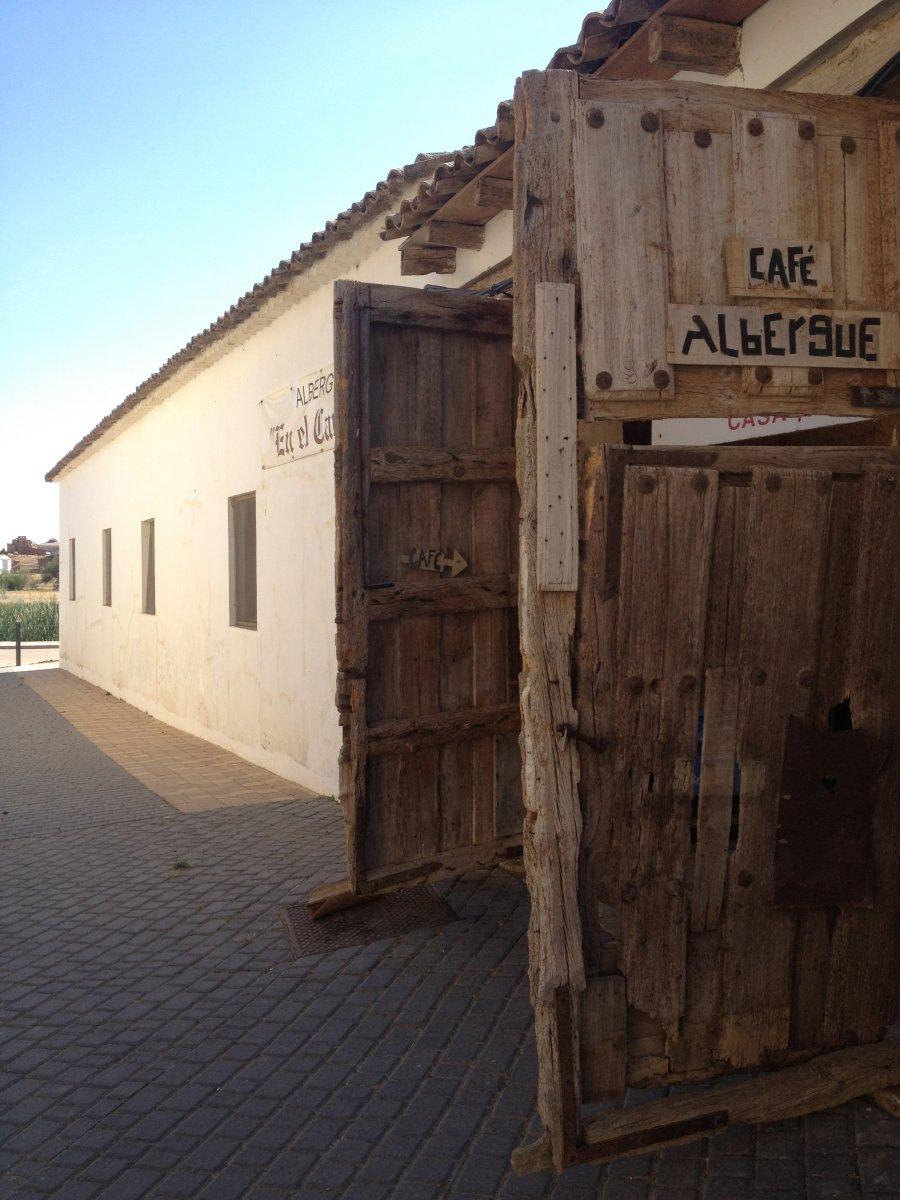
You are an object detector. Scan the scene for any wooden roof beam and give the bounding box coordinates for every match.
[474,175,514,211]
[419,220,486,250]
[400,244,457,276]
[648,15,741,75]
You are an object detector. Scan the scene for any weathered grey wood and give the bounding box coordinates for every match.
[474,175,514,211]
[822,466,900,1046]
[400,244,456,276]
[367,702,520,757]
[719,469,831,1069]
[648,15,741,75]
[366,285,513,335]
[333,281,371,893]
[574,99,673,402]
[370,446,514,482]
[514,1042,900,1174]
[367,574,515,621]
[690,669,739,932]
[420,220,486,250]
[514,67,585,1170]
[612,465,718,1041]
[535,282,578,590]
[578,77,900,137]
[581,975,627,1101]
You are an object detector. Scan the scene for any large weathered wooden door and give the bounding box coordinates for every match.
[510,70,900,1173]
[327,282,521,901]
[577,441,899,1092]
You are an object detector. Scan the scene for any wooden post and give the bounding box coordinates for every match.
[14,619,21,668]
[513,68,586,1170]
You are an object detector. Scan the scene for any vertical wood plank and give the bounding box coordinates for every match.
[719,468,831,1069]
[879,121,899,384]
[574,100,673,401]
[536,282,578,590]
[733,109,819,397]
[690,668,740,933]
[665,130,732,305]
[823,466,900,1045]
[514,67,585,1170]
[333,281,371,892]
[581,975,627,1102]
[472,334,517,843]
[613,465,718,1041]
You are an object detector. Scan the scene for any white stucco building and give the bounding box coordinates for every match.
[48,0,899,797]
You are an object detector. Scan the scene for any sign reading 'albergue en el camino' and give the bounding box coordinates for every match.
[261,365,335,469]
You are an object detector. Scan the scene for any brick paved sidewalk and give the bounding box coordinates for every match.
[25,671,310,813]
[0,672,897,1200]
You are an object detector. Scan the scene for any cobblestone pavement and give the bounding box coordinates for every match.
[1,672,897,1200]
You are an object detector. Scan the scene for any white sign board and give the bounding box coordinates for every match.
[653,414,867,447]
[261,365,335,468]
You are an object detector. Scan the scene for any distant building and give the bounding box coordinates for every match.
[0,553,11,574]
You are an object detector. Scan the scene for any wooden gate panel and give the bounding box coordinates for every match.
[719,469,832,1068]
[333,282,521,895]
[823,465,900,1045]
[613,465,718,1040]
[577,445,899,1095]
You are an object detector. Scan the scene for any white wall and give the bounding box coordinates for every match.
[57,196,513,795]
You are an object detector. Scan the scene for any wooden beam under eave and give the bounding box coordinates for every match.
[648,15,741,75]
[595,0,766,81]
[474,175,514,211]
[420,220,485,250]
[400,244,456,276]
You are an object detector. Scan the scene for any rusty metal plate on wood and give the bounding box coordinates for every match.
[281,885,458,958]
[774,716,879,908]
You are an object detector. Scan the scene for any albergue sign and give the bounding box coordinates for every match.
[669,239,897,370]
[261,365,335,468]
[667,304,893,369]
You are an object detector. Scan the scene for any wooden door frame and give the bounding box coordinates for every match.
[511,69,900,1172]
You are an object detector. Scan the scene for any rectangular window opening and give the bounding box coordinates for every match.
[229,492,257,629]
[141,519,155,615]
[102,528,112,607]
[68,537,76,601]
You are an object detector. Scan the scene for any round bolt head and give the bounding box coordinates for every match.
[640,112,660,133]
[586,107,605,128]
[692,472,709,493]
[765,473,782,493]
[679,673,697,693]
[624,674,644,694]
[798,669,816,688]
[751,667,768,686]
[636,475,656,495]
[653,368,670,389]
[550,110,561,124]
[841,135,856,154]
[755,365,773,384]
[694,129,712,148]
[748,117,764,136]
[595,371,613,390]
[799,120,816,140]
[807,368,823,385]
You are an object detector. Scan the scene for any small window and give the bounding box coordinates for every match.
[102,528,112,607]
[68,537,76,601]
[229,492,257,629]
[141,519,155,615]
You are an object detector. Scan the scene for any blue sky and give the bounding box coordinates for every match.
[0,1,589,546]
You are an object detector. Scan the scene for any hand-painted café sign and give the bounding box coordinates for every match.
[668,238,896,370]
[261,365,335,468]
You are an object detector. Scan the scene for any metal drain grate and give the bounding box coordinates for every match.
[281,885,458,958]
